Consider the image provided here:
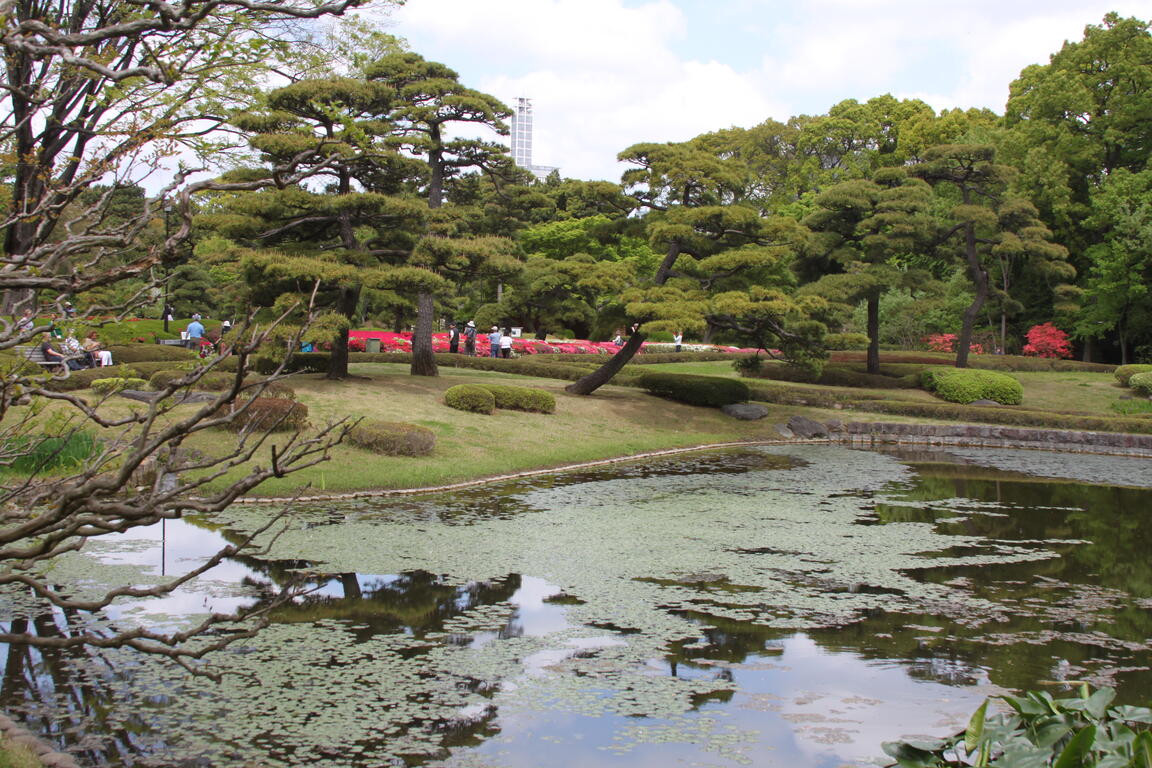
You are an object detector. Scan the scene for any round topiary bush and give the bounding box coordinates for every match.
[92,377,148,394]
[478,384,556,413]
[1129,371,1152,397]
[444,384,495,414]
[636,372,750,407]
[348,420,436,456]
[921,367,1023,405]
[226,397,310,432]
[1115,364,1152,387]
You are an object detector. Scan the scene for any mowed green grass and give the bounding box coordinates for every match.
[191,362,800,496]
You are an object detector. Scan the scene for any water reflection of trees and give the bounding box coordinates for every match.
[0,609,155,766]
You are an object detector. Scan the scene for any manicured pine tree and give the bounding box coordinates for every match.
[912,144,1073,368]
[220,75,430,379]
[802,169,936,373]
[365,52,520,376]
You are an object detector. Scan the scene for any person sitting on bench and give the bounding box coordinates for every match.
[40,340,85,371]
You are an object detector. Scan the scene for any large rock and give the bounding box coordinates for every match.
[786,415,828,438]
[721,403,769,420]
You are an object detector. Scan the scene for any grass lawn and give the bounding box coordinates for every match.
[180,362,812,496]
[15,353,1143,499]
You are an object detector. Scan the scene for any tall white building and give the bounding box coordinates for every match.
[510,97,558,181]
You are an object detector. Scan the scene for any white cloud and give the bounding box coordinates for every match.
[385,0,1151,181]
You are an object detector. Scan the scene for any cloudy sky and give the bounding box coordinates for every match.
[374,0,1147,183]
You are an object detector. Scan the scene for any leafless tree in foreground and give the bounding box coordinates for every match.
[0,0,391,669]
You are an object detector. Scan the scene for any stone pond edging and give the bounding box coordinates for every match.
[0,712,81,768]
[817,419,1152,458]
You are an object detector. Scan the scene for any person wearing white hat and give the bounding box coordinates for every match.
[463,320,477,356]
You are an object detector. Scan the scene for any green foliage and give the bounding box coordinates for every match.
[1115,364,1152,387]
[226,398,309,433]
[91,377,148,394]
[253,353,331,375]
[476,384,556,414]
[42,361,180,392]
[149,371,236,391]
[1130,371,1152,397]
[1110,398,1152,416]
[921,367,1024,405]
[882,685,1152,768]
[443,384,495,415]
[636,372,750,407]
[732,355,763,376]
[347,420,436,457]
[824,332,871,350]
[3,431,98,475]
[107,344,198,364]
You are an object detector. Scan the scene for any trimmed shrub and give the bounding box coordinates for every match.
[149,370,234,391]
[1130,371,1152,397]
[226,397,309,432]
[921,367,1024,405]
[91,377,148,394]
[1115,364,1152,387]
[347,420,436,457]
[253,353,330,375]
[41,361,180,392]
[444,384,495,414]
[477,384,556,413]
[636,372,750,407]
[106,344,198,363]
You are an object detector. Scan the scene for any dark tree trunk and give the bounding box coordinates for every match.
[565,242,681,396]
[327,286,359,380]
[866,290,881,375]
[954,224,987,369]
[410,292,438,377]
[565,332,646,395]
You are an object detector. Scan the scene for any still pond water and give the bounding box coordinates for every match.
[2,445,1151,767]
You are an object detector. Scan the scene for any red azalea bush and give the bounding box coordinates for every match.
[1022,323,1072,359]
[924,333,983,354]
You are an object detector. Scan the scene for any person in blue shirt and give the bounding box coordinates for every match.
[185,317,205,349]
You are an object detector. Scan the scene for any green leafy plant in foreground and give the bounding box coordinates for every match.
[883,686,1152,767]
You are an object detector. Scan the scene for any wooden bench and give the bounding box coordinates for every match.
[15,345,84,371]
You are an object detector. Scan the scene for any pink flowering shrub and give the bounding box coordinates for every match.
[924,333,983,354]
[1022,323,1072,359]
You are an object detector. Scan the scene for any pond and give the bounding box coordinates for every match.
[1,444,1150,767]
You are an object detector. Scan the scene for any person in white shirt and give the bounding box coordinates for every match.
[499,330,513,358]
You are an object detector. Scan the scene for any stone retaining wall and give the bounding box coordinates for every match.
[834,421,1152,457]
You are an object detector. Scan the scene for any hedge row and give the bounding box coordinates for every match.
[748,362,920,390]
[828,350,1114,374]
[921,367,1024,405]
[636,372,750,407]
[41,361,179,391]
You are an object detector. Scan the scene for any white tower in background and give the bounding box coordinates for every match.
[510,97,558,180]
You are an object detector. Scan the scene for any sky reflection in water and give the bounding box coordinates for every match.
[5,445,1151,768]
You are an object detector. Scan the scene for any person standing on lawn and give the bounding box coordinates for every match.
[463,321,477,356]
[185,316,205,349]
[488,326,501,358]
